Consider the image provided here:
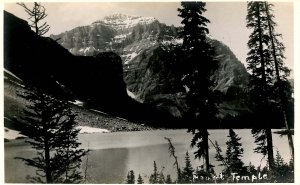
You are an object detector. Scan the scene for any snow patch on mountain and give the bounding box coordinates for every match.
[127,88,136,99]
[161,38,183,52]
[113,32,132,43]
[114,32,132,39]
[123,52,139,65]
[77,126,110,134]
[73,46,99,56]
[161,38,183,46]
[93,13,156,30]
[84,46,97,54]
[70,100,84,107]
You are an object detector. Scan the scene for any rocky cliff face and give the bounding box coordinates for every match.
[51,14,176,58]
[51,13,249,119]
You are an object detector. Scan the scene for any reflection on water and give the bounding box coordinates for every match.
[85,148,129,183]
[5,129,291,183]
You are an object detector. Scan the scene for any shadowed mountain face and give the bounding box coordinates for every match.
[4,11,176,127]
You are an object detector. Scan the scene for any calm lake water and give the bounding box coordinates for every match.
[5,129,291,183]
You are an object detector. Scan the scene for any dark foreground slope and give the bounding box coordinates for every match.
[4,71,154,133]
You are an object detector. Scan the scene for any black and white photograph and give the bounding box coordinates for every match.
[3,1,296,183]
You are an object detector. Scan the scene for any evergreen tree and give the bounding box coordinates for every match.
[264,2,294,160]
[149,161,159,184]
[272,150,294,182]
[177,1,220,173]
[214,141,227,168]
[246,162,258,174]
[224,129,245,176]
[274,150,285,168]
[252,129,275,171]
[15,86,86,183]
[246,1,275,170]
[182,151,194,183]
[17,2,50,36]
[126,170,135,184]
[158,171,166,184]
[165,175,173,184]
[53,108,87,183]
[214,130,245,181]
[137,174,144,184]
[164,137,182,183]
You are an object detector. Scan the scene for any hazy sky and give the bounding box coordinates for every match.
[4,2,294,76]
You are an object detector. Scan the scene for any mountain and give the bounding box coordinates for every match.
[51,13,250,123]
[5,11,287,128]
[4,11,177,128]
[51,13,176,59]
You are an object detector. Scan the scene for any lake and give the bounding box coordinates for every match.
[5,129,291,183]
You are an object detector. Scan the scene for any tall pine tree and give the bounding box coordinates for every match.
[224,129,245,176]
[182,151,194,183]
[54,108,87,183]
[215,130,245,180]
[264,2,294,160]
[272,150,294,182]
[177,1,219,173]
[246,1,275,170]
[149,161,159,184]
[16,85,86,183]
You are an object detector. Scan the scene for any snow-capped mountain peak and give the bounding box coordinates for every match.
[93,13,157,30]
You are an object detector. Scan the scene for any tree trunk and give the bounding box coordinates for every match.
[266,129,275,170]
[34,6,39,35]
[41,94,52,183]
[204,129,210,172]
[44,141,52,183]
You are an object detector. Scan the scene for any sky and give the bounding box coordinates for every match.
[4,2,294,77]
